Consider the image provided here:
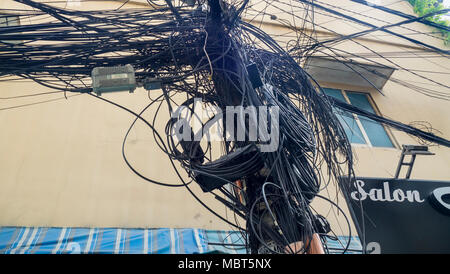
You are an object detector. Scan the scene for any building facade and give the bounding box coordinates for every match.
[0,0,449,253]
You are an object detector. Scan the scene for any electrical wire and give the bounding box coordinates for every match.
[1,0,449,254]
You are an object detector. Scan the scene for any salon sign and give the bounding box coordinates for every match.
[339,177,450,254]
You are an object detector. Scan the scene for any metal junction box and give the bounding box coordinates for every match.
[91,64,136,95]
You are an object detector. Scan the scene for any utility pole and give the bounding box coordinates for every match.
[202,0,325,254]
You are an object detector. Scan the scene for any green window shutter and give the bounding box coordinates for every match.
[345,92,394,148]
[323,88,366,145]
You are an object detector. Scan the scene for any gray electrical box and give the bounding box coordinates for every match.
[91,64,136,95]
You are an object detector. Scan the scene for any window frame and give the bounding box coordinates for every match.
[0,14,22,45]
[0,15,20,27]
[321,84,398,149]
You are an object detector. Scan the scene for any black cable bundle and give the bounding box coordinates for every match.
[193,144,265,192]
[1,0,449,254]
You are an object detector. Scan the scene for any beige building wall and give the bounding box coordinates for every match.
[0,0,449,236]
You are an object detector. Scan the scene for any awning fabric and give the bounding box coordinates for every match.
[0,227,361,254]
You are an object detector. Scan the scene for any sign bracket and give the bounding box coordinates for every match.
[394,144,434,179]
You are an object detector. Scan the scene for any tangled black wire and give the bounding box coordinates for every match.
[1,0,449,254]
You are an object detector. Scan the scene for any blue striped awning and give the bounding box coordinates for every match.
[0,227,361,254]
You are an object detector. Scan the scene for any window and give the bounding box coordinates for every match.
[0,15,21,44]
[323,88,394,148]
[0,15,20,27]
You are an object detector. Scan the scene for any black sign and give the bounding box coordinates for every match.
[340,177,450,254]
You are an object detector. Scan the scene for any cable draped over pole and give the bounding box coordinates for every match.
[0,0,449,254]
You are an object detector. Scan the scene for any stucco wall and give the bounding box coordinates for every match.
[0,0,449,235]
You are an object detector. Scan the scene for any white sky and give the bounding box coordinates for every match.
[444,0,450,19]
